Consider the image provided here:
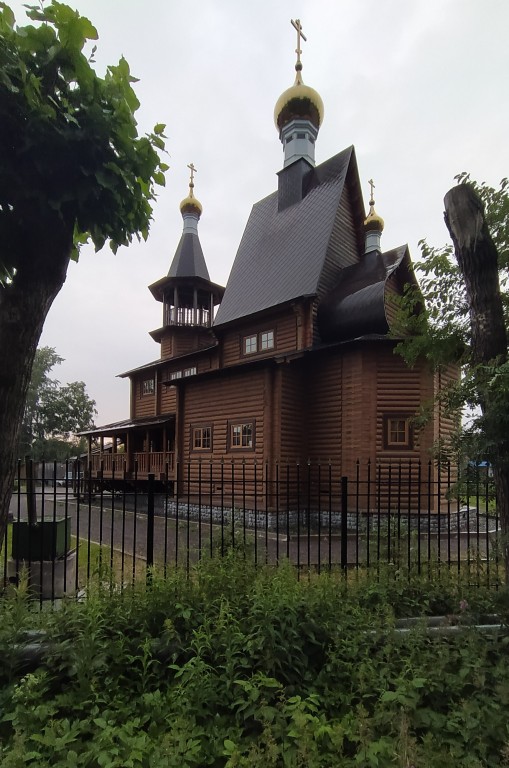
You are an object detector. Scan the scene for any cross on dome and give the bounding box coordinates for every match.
[187,162,197,197]
[291,18,307,73]
[368,178,376,205]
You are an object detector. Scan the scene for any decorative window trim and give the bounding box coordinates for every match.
[227,419,255,451]
[191,424,213,452]
[383,414,413,450]
[242,329,275,356]
[142,378,155,396]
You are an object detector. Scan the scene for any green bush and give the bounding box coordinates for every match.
[0,553,508,766]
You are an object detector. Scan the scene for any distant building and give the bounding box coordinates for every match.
[82,21,457,506]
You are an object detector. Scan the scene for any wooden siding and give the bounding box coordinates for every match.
[161,335,173,359]
[181,369,267,461]
[278,364,305,463]
[375,347,437,511]
[340,347,369,477]
[220,311,299,367]
[159,384,177,414]
[132,376,156,419]
[306,354,343,465]
[161,328,215,359]
[375,349,423,458]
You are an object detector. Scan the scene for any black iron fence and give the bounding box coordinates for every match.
[3,458,502,600]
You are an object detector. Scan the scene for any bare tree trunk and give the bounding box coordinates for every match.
[0,217,72,554]
[444,183,509,582]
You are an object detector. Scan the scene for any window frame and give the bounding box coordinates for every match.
[191,424,213,452]
[243,334,257,355]
[141,378,155,396]
[383,414,413,450]
[227,419,255,452]
[260,329,274,351]
[242,329,275,356]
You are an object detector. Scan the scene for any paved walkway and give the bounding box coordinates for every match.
[8,488,498,576]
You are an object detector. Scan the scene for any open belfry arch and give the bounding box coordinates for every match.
[82,20,458,512]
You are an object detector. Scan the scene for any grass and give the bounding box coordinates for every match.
[0,552,508,766]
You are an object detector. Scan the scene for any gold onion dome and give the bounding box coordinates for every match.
[180,163,202,217]
[274,72,324,131]
[274,19,324,132]
[364,179,384,232]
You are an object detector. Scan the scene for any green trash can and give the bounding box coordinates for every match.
[11,519,71,561]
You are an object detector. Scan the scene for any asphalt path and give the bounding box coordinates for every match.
[8,488,498,578]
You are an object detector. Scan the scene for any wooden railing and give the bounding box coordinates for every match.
[134,451,175,475]
[90,454,126,472]
[89,452,175,476]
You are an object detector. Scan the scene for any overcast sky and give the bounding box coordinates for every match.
[9,0,509,427]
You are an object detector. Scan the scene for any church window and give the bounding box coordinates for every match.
[260,330,274,350]
[244,330,275,355]
[170,371,182,380]
[192,425,212,451]
[229,421,254,450]
[142,378,155,396]
[184,367,197,377]
[384,415,412,450]
[244,335,257,354]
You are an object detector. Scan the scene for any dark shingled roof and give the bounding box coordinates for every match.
[214,147,354,327]
[316,246,409,341]
[79,414,174,437]
[168,231,210,280]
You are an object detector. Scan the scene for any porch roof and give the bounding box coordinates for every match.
[79,415,174,437]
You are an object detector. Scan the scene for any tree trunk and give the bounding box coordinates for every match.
[444,183,509,582]
[0,217,72,555]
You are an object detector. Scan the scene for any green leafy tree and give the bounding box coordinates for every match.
[0,2,167,549]
[19,346,96,459]
[398,174,509,578]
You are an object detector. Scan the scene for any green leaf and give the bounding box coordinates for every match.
[0,1,15,29]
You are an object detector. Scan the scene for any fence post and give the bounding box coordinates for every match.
[341,476,348,572]
[146,473,155,583]
[25,456,37,526]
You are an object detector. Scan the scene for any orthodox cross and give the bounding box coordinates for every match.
[368,178,375,204]
[291,18,307,68]
[187,162,197,195]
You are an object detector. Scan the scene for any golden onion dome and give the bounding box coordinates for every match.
[274,70,324,131]
[364,202,385,233]
[180,162,202,216]
[364,179,384,232]
[179,194,202,217]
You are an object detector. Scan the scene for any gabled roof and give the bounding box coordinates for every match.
[214,147,358,327]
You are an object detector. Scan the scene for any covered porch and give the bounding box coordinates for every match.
[81,415,176,481]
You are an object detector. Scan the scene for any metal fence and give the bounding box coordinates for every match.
[3,458,502,601]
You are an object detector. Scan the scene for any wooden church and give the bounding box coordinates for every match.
[83,20,456,497]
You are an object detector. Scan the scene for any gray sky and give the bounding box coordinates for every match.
[9,0,509,426]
